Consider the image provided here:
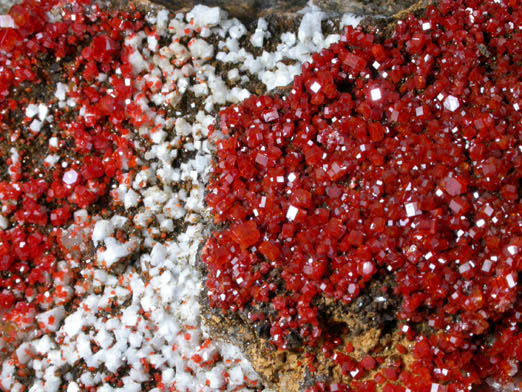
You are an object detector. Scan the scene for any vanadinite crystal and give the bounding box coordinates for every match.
[0,0,142,347]
[203,0,522,390]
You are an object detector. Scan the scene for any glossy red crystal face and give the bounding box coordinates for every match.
[203,0,522,389]
[0,0,143,339]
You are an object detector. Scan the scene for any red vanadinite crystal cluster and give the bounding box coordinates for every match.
[203,0,522,389]
[0,0,142,340]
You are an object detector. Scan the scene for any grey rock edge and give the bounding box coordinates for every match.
[0,0,21,14]
[148,0,418,20]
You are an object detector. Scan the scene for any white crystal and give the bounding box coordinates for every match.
[484,204,494,216]
[370,88,382,101]
[459,262,470,274]
[310,81,321,94]
[422,22,432,30]
[25,104,38,118]
[0,15,15,28]
[482,259,492,272]
[63,169,78,185]
[38,103,49,121]
[286,205,298,221]
[405,202,421,217]
[361,262,374,275]
[30,119,42,133]
[507,245,518,255]
[443,95,460,112]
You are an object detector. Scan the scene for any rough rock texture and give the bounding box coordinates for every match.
[313,0,418,16]
[148,0,417,19]
[150,0,307,20]
[201,276,405,392]
[0,0,21,13]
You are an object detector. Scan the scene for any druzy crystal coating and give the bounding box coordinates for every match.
[203,0,522,389]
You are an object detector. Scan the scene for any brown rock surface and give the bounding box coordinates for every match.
[149,0,307,20]
[200,276,406,392]
[313,0,418,16]
[147,0,419,20]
